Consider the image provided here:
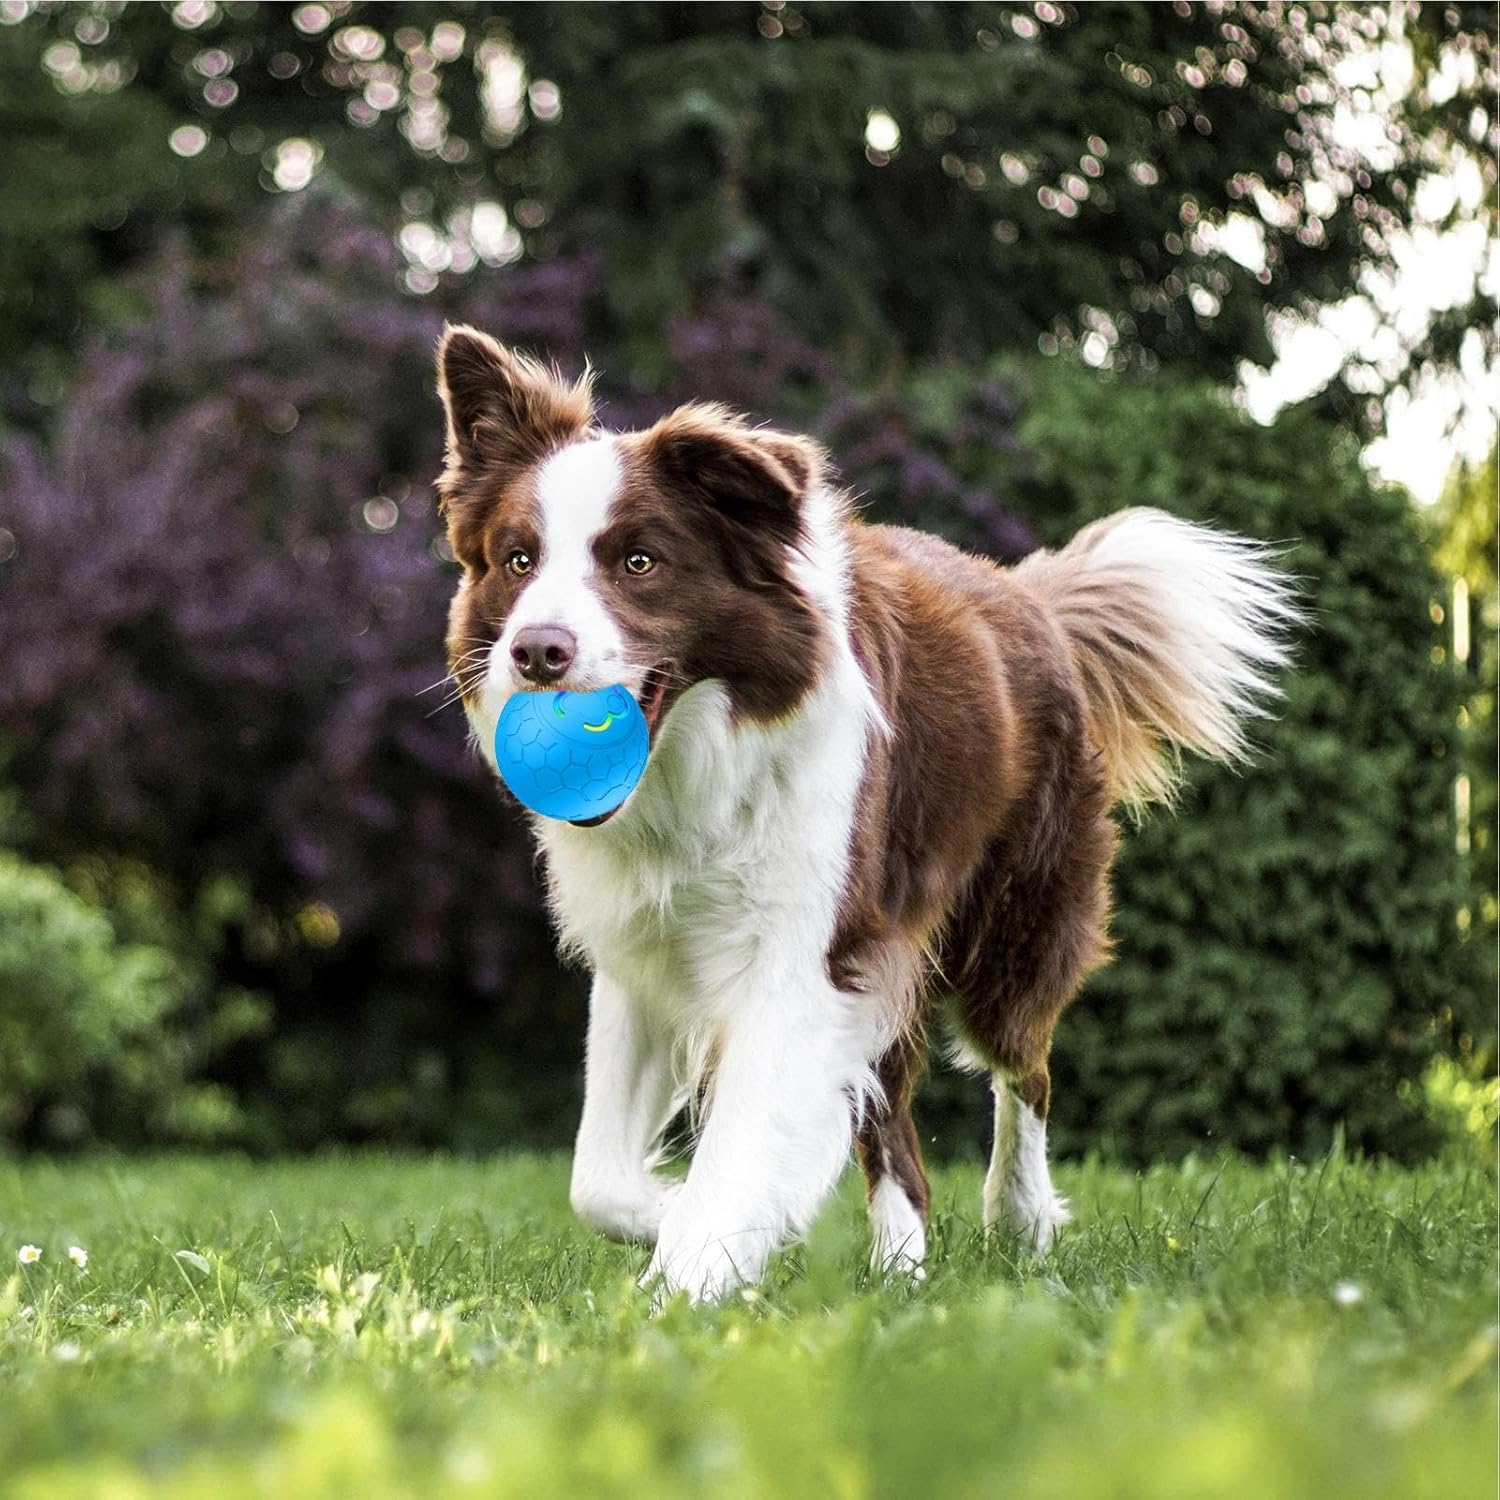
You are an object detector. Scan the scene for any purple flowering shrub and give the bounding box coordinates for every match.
[0,194,1033,1147]
[3,198,547,1143]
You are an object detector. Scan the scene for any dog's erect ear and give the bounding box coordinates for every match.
[640,404,825,546]
[436,324,594,478]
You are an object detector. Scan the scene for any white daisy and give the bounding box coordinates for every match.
[17,1245,41,1265]
[67,1245,88,1270]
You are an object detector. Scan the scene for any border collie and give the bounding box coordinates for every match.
[435,325,1296,1303]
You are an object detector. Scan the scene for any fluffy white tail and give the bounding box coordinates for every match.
[1014,507,1300,810]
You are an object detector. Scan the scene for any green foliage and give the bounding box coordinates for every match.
[1420,1055,1499,1164]
[0,17,176,399]
[1428,449,1497,1050]
[910,362,1474,1160]
[0,1152,1492,1497]
[0,3,1493,423]
[0,852,251,1144]
[0,3,1486,1160]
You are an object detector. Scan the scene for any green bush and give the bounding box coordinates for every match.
[908,362,1475,1161]
[1428,449,1497,1056]
[0,852,245,1145]
[1419,1054,1499,1165]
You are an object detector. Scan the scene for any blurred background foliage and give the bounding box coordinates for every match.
[0,0,1492,1159]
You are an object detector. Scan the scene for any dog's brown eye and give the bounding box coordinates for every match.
[624,551,656,576]
[505,549,533,578]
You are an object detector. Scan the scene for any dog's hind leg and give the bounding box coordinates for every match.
[856,1036,931,1278]
[982,1064,1070,1253]
[950,766,1116,1258]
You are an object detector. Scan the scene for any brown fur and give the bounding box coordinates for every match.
[432,328,1289,1247]
[1012,510,1277,808]
[831,527,1120,1221]
[435,325,594,570]
[612,409,830,723]
[855,1034,931,1221]
[436,340,833,731]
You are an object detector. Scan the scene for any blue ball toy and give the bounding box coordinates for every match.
[494,684,650,822]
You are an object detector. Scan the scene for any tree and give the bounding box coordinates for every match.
[0,2,1492,422]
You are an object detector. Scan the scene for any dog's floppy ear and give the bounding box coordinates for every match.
[436,324,594,479]
[640,403,825,546]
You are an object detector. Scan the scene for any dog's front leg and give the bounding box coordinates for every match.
[644,978,870,1303]
[569,972,681,1244]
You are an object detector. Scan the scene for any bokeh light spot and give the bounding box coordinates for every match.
[169,124,209,157]
[171,0,215,29]
[529,79,561,121]
[431,22,465,62]
[271,137,322,191]
[295,902,341,947]
[291,4,330,36]
[864,109,900,154]
[362,498,399,532]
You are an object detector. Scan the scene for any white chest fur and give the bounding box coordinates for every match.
[537,667,874,1078]
[544,655,894,1303]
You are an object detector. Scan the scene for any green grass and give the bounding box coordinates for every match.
[0,1151,1493,1498]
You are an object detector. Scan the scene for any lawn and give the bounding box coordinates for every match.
[0,1151,1493,1498]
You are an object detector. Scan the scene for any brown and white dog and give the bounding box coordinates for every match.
[435,325,1296,1302]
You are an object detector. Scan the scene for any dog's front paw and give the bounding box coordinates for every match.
[638,1246,736,1309]
[640,1200,773,1307]
[572,1175,682,1245]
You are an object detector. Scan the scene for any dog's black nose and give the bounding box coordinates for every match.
[511,624,577,684]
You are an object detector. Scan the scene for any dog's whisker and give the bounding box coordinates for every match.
[617,661,692,689]
[426,686,475,718]
[418,648,495,701]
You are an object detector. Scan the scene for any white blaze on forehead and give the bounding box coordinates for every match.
[534,436,625,576]
[489,435,630,698]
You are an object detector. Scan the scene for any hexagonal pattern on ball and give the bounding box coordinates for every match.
[494,685,651,822]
